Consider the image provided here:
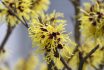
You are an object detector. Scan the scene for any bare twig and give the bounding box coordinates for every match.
[55,49,72,70]
[99,64,104,70]
[46,48,72,70]
[67,45,79,62]
[0,24,14,53]
[78,45,99,70]
[60,56,72,70]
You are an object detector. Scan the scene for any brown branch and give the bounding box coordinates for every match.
[78,45,99,70]
[0,24,14,53]
[69,0,81,45]
[62,1,81,70]
[46,48,72,70]
[60,56,72,70]
[99,64,104,70]
[64,0,81,65]
[67,0,81,58]
[22,16,29,28]
[67,45,79,62]
[55,49,72,70]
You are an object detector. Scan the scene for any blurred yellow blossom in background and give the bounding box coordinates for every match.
[0,0,31,26]
[15,54,38,70]
[0,0,50,26]
[80,0,104,47]
[30,0,50,17]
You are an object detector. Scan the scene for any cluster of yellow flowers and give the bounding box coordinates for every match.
[28,11,76,63]
[0,0,50,26]
[80,0,104,47]
[0,0,103,70]
[79,0,104,69]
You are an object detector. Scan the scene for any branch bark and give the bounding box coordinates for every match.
[60,56,72,70]
[69,0,80,45]
[66,0,81,64]
[62,0,81,70]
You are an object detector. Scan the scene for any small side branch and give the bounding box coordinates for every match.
[47,60,58,70]
[0,24,14,52]
[65,0,80,68]
[67,45,79,62]
[69,0,81,45]
[22,16,29,28]
[60,56,72,70]
[55,49,72,70]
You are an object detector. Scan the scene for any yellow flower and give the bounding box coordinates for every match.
[0,0,31,26]
[30,0,50,16]
[80,0,104,47]
[28,11,76,63]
